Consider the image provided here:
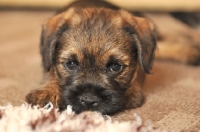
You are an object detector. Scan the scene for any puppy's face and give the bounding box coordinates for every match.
[41,8,156,114]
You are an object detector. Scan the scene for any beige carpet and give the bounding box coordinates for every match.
[0,11,199,131]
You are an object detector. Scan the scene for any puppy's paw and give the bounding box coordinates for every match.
[26,90,59,108]
[125,90,144,109]
[185,45,200,66]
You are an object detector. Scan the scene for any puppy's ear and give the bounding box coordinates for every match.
[120,10,157,74]
[40,8,74,72]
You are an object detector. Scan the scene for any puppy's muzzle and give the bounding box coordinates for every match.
[60,83,126,114]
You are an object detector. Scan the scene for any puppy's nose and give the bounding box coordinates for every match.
[80,95,99,107]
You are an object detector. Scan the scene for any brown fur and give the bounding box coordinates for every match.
[26,0,156,114]
[26,0,200,114]
[144,13,200,65]
[26,70,60,107]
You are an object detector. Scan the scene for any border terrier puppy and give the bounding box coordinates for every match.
[26,0,157,115]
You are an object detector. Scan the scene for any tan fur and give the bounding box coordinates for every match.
[156,42,200,64]
[26,5,156,111]
[144,13,200,65]
[26,82,60,108]
[25,1,200,114]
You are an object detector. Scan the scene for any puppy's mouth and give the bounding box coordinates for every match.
[59,83,126,115]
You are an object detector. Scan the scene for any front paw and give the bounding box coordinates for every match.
[125,90,144,109]
[26,90,59,108]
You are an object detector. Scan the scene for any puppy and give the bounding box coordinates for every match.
[26,0,200,114]
[27,0,200,114]
[26,0,156,115]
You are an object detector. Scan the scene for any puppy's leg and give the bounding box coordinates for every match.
[125,67,145,109]
[156,41,200,65]
[26,77,60,108]
[145,13,200,65]
[125,87,144,109]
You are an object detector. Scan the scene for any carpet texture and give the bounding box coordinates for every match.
[0,11,199,131]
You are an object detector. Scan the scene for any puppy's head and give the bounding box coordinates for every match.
[40,8,156,114]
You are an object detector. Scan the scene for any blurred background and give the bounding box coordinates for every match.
[0,0,200,12]
[0,0,200,11]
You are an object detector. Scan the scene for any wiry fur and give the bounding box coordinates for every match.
[26,0,156,114]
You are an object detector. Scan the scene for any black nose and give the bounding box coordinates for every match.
[80,94,99,107]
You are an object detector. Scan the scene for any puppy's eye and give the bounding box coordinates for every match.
[65,61,78,70]
[109,63,122,72]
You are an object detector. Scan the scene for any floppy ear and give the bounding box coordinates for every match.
[120,10,157,74]
[40,9,74,72]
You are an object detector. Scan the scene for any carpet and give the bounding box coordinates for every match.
[0,11,199,131]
